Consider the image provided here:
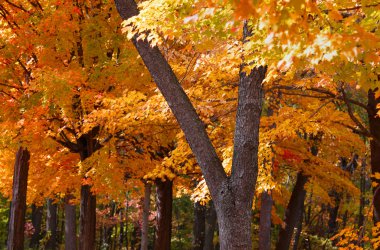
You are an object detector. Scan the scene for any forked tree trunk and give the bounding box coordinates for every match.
[114,2,266,249]
[276,172,308,250]
[204,202,217,250]
[46,199,58,250]
[30,204,43,248]
[65,195,77,250]
[7,147,30,250]
[193,201,205,250]
[368,88,380,222]
[141,182,151,250]
[259,190,273,250]
[154,179,173,250]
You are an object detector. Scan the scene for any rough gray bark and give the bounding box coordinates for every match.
[259,191,273,250]
[7,147,30,250]
[30,204,43,248]
[114,1,266,249]
[276,172,308,250]
[46,199,58,250]
[154,179,173,250]
[141,182,151,250]
[65,195,77,250]
[193,201,206,250]
[204,202,217,250]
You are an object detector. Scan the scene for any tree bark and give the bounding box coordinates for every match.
[259,191,273,250]
[358,158,367,229]
[368,88,380,222]
[276,172,308,250]
[119,209,124,250]
[141,182,151,250]
[204,202,217,250]
[80,184,96,250]
[65,195,77,250]
[30,204,43,248]
[154,179,173,250]
[114,2,266,249]
[327,192,340,236]
[7,147,30,250]
[193,201,206,250]
[46,199,58,250]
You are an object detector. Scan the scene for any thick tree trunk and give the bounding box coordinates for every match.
[204,202,217,250]
[193,201,206,250]
[276,172,308,250]
[7,147,30,250]
[259,191,273,250]
[80,184,96,250]
[292,215,303,250]
[141,182,151,250]
[30,204,43,248]
[114,2,266,249]
[46,199,58,250]
[154,179,173,250]
[65,195,77,250]
[368,88,380,222]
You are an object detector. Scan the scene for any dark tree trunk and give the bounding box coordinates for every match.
[7,147,30,250]
[30,205,43,248]
[368,88,380,222]
[102,202,116,248]
[114,2,266,249]
[65,195,77,250]
[276,172,308,250]
[327,192,340,236]
[193,201,206,250]
[119,209,124,250]
[80,184,96,250]
[358,158,366,228]
[154,179,173,250]
[204,202,217,250]
[259,191,273,250]
[46,199,58,250]
[141,182,151,250]
[292,217,302,250]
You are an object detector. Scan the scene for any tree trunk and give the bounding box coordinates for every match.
[327,192,340,236]
[193,201,206,250]
[119,209,124,250]
[141,182,151,250]
[358,158,366,228]
[46,199,58,250]
[204,202,217,250]
[292,215,303,250]
[7,147,30,250]
[154,179,173,250]
[80,184,96,250]
[65,195,77,250]
[368,88,380,222]
[114,2,266,249]
[276,172,308,250]
[259,191,273,250]
[30,204,43,248]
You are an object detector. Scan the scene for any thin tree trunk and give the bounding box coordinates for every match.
[114,3,266,249]
[327,192,340,236]
[358,158,366,228]
[65,195,77,250]
[276,172,308,250]
[259,190,273,250]
[193,201,206,250]
[154,179,173,250]
[141,182,151,250]
[119,209,124,250]
[204,202,217,250]
[368,88,380,222]
[46,199,58,249]
[7,147,30,250]
[30,204,43,248]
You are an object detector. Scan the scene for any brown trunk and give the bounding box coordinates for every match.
[46,199,58,249]
[368,88,380,222]
[154,179,173,250]
[327,192,340,236]
[259,191,273,250]
[114,3,266,249]
[7,147,30,250]
[141,182,151,250]
[204,202,217,250]
[80,184,96,250]
[65,195,77,250]
[193,201,206,250]
[30,204,43,248]
[276,172,308,250]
